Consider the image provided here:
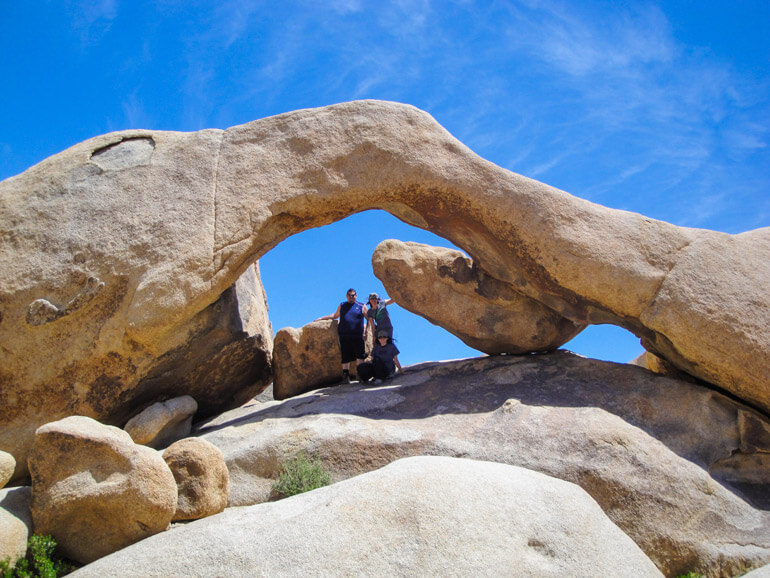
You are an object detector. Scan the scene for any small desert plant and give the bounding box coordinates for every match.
[0,534,76,578]
[675,573,702,578]
[271,451,331,499]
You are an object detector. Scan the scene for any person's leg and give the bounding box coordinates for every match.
[339,337,355,383]
[373,358,390,380]
[357,361,374,383]
[351,336,366,381]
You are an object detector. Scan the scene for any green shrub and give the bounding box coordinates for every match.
[675,573,702,578]
[0,534,76,578]
[272,451,331,499]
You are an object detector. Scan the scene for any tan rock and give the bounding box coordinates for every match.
[197,353,770,577]
[124,395,198,448]
[273,320,366,399]
[372,239,585,354]
[162,438,229,521]
[28,416,178,564]
[67,457,662,577]
[630,351,694,381]
[0,486,32,567]
[1,261,272,482]
[0,450,15,489]
[743,564,770,577]
[1,99,768,473]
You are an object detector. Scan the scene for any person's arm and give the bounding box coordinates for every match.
[394,354,402,373]
[363,305,371,339]
[383,298,395,306]
[315,304,341,321]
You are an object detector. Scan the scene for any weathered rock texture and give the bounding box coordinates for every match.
[272,320,367,399]
[0,486,31,567]
[372,239,585,354]
[197,353,770,577]
[162,437,229,521]
[0,451,15,489]
[124,395,198,448]
[28,416,178,564]
[1,99,768,472]
[744,564,770,577]
[69,456,662,577]
[1,259,272,481]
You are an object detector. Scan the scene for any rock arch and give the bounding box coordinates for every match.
[1,100,768,476]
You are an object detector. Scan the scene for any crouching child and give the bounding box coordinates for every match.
[358,330,403,384]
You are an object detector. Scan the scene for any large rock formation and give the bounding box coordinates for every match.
[28,416,178,564]
[1,260,272,480]
[196,353,770,577]
[69,456,662,577]
[1,99,768,477]
[372,239,585,354]
[272,319,370,399]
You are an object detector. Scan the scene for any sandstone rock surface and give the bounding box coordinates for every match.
[1,257,272,482]
[197,353,770,577]
[70,456,662,577]
[0,451,15,489]
[28,416,178,564]
[124,395,198,448]
[0,486,32,567]
[1,99,768,474]
[372,239,585,354]
[273,319,367,399]
[162,437,229,521]
[744,564,770,577]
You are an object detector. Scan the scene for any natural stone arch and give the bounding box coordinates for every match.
[1,99,768,478]
[204,100,769,410]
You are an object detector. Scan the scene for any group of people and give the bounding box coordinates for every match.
[316,288,402,384]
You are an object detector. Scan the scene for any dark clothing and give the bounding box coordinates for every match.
[357,359,387,382]
[359,341,400,381]
[339,334,366,364]
[367,302,393,337]
[338,300,366,363]
[373,341,399,374]
[338,301,365,336]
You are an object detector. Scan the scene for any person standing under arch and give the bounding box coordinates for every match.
[316,288,369,383]
[366,292,395,341]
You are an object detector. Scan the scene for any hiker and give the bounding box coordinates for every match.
[366,292,395,340]
[358,329,403,384]
[316,288,370,383]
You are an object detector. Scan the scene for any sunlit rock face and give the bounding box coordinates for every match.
[68,457,664,578]
[272,320,369,400]
[372,239,585,354]
[28,416,178,564]
[196,353,770,577]
[0,99,767,479]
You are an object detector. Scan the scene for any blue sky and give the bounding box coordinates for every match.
[2,1,768,366]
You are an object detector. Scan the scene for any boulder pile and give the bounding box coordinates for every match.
[196,352,770,577]
[69,457,663,577]
[2,101,769,479]
[0,100,768,576]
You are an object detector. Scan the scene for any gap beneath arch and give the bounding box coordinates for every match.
[562,325,644,364]
[260,210,644,367]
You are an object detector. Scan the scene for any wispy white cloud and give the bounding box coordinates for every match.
[328,0,364,15]
[70,0,119,46]
[479,0,768,230]
[121,91,154,129]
